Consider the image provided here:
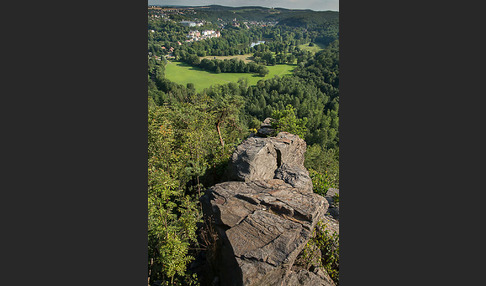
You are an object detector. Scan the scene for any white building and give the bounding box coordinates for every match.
[185,30,221,42]
[180,21,196,27]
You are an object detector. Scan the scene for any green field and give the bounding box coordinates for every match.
[165,61,295,92]
[200,54,254,63]
[298,43,326,53]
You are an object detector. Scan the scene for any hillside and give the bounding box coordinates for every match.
[150,4,338,24]
[148,5,339,286]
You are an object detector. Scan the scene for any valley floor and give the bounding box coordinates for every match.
[165,61,295,92]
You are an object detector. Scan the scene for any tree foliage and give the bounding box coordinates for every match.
[148,101,200,284]
[147,6,339,284]
[300,221,340,285]
[147,84,248,285]
[271,104,307,139]
[305,145,339,189]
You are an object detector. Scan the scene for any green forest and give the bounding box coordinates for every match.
[148,5,339,285]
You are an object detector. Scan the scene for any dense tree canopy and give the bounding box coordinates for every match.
[147,5,339,285]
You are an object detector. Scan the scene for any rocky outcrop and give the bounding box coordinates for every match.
[226,132,309,188]
[226,136,278,182]
[200,128,335,286]
[255,118,275,137]
[324,188,339,221]
[274,164,313,193]
[201,181,329,286]
[285,269,336,286]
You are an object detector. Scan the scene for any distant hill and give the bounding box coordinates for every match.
[151,5,340,23]
[149,4,338,44]
[277,11,339,27]
[149,4,335,13]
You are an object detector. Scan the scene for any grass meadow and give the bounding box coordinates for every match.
[165,61,295,92]
[298,43,326,53]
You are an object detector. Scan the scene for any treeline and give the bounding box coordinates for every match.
[179,52,270,76]
[148,12,338,60]
[244,41,339,148]
[190,5,339,31]
[154,41,339,149]
[173,25,329,58]
[252,50,295,65]
[187,5,282,22]
[149,40,339,149]
[200,58,269,76]
[176,42,317,77]
[294,40,339,96]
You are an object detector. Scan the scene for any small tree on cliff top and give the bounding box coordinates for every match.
[271,104,308,139]
[212,93,244,149]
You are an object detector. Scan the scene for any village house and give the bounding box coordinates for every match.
[179,20,196,27]
[185,30,220,42]
[187,30,201,38]
[202,30,220,38]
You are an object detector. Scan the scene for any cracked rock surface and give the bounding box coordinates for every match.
[200,131,331,286]
[285,269,336,286]
[226,132,308,183]
[324,188,340,221]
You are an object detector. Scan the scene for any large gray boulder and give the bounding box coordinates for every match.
[324,188,339,221]
[201,180,329,286]
[226,132,308,185]
[200,130,333,286]
[274,163,313,193]
[227,137,278,182]
[271,132,307,167]
[256,118,275,137]
[285,269,336,286]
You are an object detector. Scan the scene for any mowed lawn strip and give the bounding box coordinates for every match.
[165,61,295,92]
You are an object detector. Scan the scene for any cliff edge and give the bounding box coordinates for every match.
[199,123,337,286]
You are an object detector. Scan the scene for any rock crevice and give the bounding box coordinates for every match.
[200,128,334,286]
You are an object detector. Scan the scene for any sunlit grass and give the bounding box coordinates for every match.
[298,43,325,53]
[165,61,295,92]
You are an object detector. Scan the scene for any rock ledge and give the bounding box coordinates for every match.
[201,129,333,286]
